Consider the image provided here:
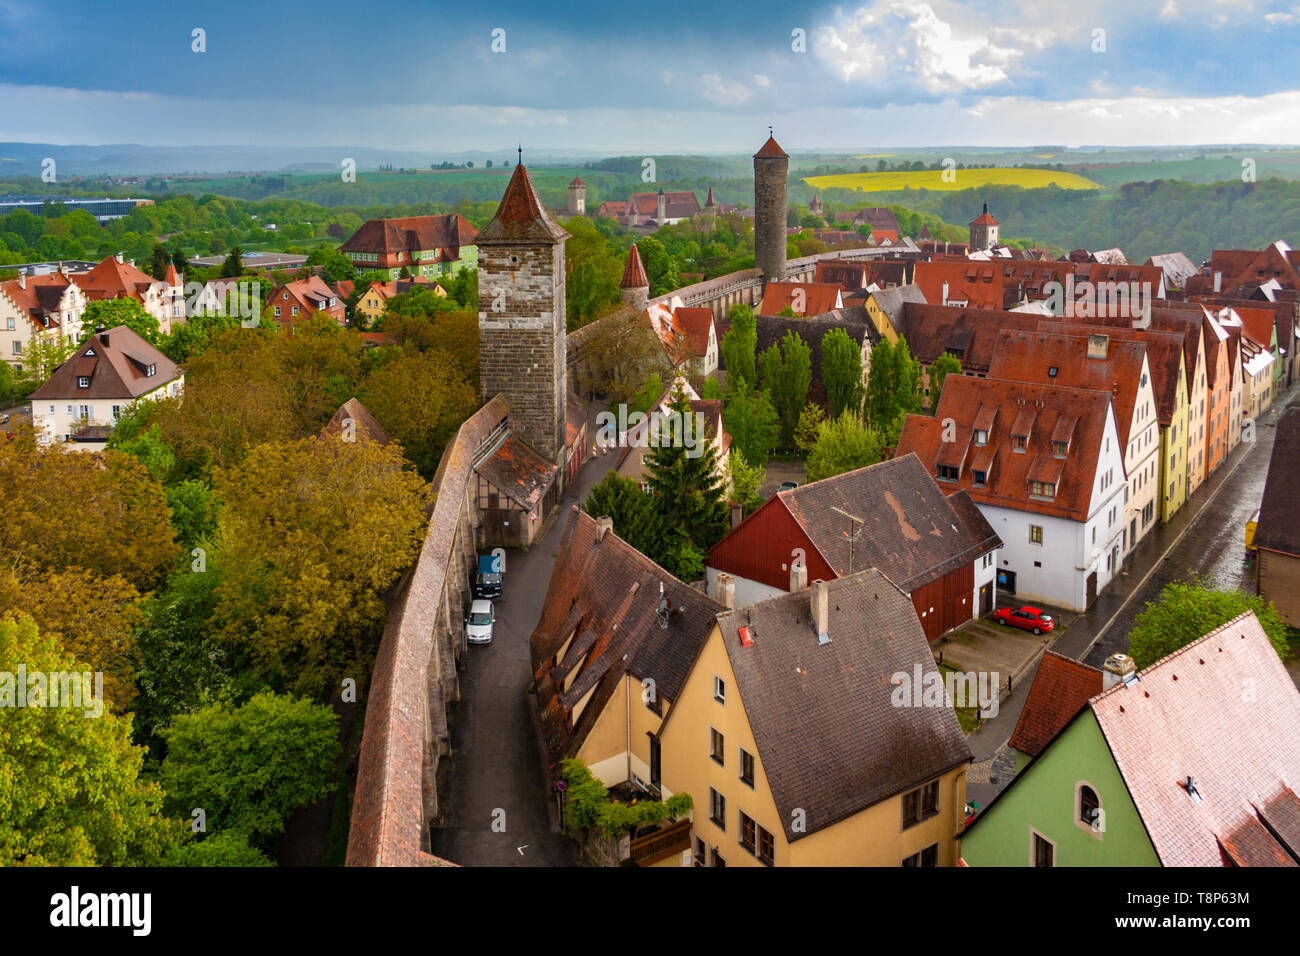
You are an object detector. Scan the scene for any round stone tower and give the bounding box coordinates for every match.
[567,177,586,216]
[753,131,789,283]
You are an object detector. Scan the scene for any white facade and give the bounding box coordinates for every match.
[0,280,87,372]
[32,376,183,451]
[1121,353,1161,556]
[983,405,1127,611]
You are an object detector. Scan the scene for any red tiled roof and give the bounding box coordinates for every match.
[897,376,1115,523]
[476,434,559,509]
[76,255,161,302]
[673,307,714,358]
[758,281,842,317]
[621,243,649,289]
[476,164,568,244]
[1090,612,1300,866]
[753,135,788,158]
[1007,651,1104,757]
[895,302,1041,371]
[0,272,79,331]
[913,260,1016,311]
[340,213,477,257]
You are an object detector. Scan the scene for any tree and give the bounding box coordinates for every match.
[635,236,679,296]
[0,614,182,865]
[582,472,670,559]
[161,691,340,847]
[720,304,757,387]
[573,309,671,403]
[865,336,921,432]
[163,829,274,867]
[727,450,765,514]
[149,243,171,279]
[757,330,812,449]
[0,429,178,590]
[211,434,430,697]
[928,353,963,411]
[805,411,884,483]
[361,348,478,478]
[643,387,729,554]
[305,245,356,284]
[722,381,779,466]
[563,216,622,328]
[1127,582,1291,669]
[220,246,244,278]
[82,297,161,345]
[630,372,664,416]
[822,327,865,417]
[794,401,828,453]
[700,377,723,400]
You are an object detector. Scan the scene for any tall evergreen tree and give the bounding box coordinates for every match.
[644,387,729,554]
[757,330,812,450]
[720,303,757,387]
[822,327,865,418]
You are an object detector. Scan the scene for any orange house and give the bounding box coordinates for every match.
[1202,313,1231,476]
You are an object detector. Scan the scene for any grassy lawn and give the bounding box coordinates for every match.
[938,662,984,735]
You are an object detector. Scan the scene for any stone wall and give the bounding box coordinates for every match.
[754,152,789,281]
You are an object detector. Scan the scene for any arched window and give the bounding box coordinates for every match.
[1078,784,1101,829]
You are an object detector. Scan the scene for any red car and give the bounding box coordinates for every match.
[993,605,1055,634]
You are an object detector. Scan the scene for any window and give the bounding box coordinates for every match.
[1012,434,1027,451]
[111,405,121,420]
[11,341,19,355]
[902,844,939,867]
[1032,830,1055,867]
[76,376,90,388]
[973,428,988,446]
[1078,784,1101,832]
[711,849,726,867]
[739,748,755,787]
[709,788,726,830]
[1052,440,1068,457]
[739,811,756,852]
[757,825,775,865]
[274,307,281,317]
[936,464,959,482]
[1030,481,1055,499]
[710,728,725,766]
[902,780,940,829]
[693,838,706,867]
[713,675,725,704]
[146,364,155,377]
[1029,525,1043,545]
[981,553,993,569]
[5,317,13,330]
[972,469,986,487]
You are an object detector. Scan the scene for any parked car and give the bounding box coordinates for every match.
[466,599,495,645]
[475,553,504,599]
[993,605,1055,635]
[777,481,800,492]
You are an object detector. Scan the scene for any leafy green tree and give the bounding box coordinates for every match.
[727,450,765,514]
[82,297,162,345]
[163,829,274,867]
[635,236,680,297]
[1127,582,1291,669]
[630,372,664,416]
[161,691,341,847]
[113,422,176,482]
[644,387,729,554]
[928,353,963,411]
[305,245,356,284]
[720,303,757,387]
[822,327,865,417]
[563,216,622,327]
[757,330,812,449]
[149,243,171,279]
[583,473,669,548]
[805,411,884,482]
[166,479,215,553]
[700,377,723,400]
[865,336,921,432]
[722,381,779,467]
[794,401,828,453]
[361,348,478,478]
[0,613,182,865]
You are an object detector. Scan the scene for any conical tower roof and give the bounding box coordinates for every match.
[754,135,788,159]
[477,163,569,244]
[621,244,649,289]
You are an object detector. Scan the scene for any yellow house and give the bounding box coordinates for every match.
[353,278,446,324]
[659,570,971,866]
[862,285,924,344]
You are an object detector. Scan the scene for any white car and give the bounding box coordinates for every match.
[466,599,495,645]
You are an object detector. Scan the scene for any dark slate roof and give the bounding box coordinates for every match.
[1007,651,1104,757]
[530,508,726,774]
[30,325,180,401]
[752,308,880,405]
[476,164,569,244]
[723,453,1001,590]
[1254,406,1300,556]
[713,570,971,840]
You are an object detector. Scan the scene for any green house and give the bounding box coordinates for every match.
[962,613,1300,867]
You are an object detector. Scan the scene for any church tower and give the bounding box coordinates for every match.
[969,203,1000,251]
[477,162,570,463]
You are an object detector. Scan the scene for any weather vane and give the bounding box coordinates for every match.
[517,144,522,166]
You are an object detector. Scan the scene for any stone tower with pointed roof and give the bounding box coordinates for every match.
[703,186,717,228]
[477,163,570,463]
[567,176,586,216]
[969,202,1000,251]
[753,132,789,283]
[620,244,650,311]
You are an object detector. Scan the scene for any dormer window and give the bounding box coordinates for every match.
[77,376,90,388]
[936,465,960,482]
[974,428,988,446]
[146,364,156,377]
[1012,434,1028,451]
[1053,440,1069,458]
[1030,481,1056,500]
[972,469,987,487]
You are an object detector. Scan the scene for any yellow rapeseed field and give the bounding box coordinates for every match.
[802,167,1099,192]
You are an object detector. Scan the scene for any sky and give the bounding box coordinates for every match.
[3,0,1300,154]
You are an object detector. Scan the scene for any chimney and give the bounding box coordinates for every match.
[594,515,613,542]
[810,579,830,644]
[1103,653,1135,689]
[790,561,808,592]
[17,273,25,289]
[115,252,125,264]
[942,280,949,303]
[730,502,744,529]
[713,572,735,610]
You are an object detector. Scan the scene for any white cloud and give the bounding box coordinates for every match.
[753,74,771,87]
[699,73,752,106]
[1160,0,1179,18]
